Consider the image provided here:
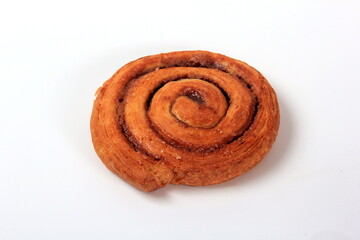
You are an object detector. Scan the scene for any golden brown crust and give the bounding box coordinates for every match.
[90,51,280,192]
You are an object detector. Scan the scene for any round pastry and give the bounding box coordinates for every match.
[90,51,280,192]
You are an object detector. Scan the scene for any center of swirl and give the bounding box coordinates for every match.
[123,67,255,151]
[169,80,228,128]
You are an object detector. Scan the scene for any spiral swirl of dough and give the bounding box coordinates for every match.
[91,51,280,191]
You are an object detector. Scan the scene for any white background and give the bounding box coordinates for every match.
[1,0,360,239]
